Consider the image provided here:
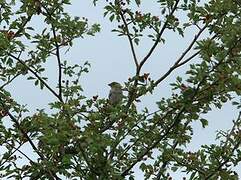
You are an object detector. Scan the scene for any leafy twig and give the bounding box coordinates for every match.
[154,24,209,86]
[119,4,139,68]
[137,0,180,74]
[0,100,60,179]
[9,54,62,102]
[121,37,241,176]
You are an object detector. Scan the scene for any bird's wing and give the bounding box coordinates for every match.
[108,89,113,100]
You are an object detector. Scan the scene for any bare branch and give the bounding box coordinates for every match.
[119,5,139,68]
[138,0,180,74]
[52,27,63,101]
[5,141,35,164]
[125,0,180,110]
[154,24,208,86]
[0,143,23,166]
[9,54,62,102]
[42,5,64,101]
[0,73,21,89]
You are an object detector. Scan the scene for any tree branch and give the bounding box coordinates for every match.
[119,5,139,68]
[52,27,63,101]
[115,109,174,164]
[9,54,62,102]
[137,0,180,74]
[125,0,180,110]
[0,143,24,166]
[40,3,64,101]
[44,6,63,101]
[204,112,241,179]
[121,76,205,176]
[120,37,241,176]
[0,100,60,179]
[156,122,189,179]
[154,24,209,86]
[0,72,21,89]
[13,14,33,38]
[5,141,35,164]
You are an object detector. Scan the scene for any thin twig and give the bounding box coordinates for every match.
[13,14,33,38]
[0,73,21,89]
[138,0,180,74]
[125,0,180,110]
[0,100,60,179]
[115,109,174,166]
[40,2,63,101]
[154,24,209,86]
[52,27,63,101]
[204,112,241,179]
[119,5,139,68]
[5,141,35,164]
[0,143,23,166]
[44,7,63,101]
[120,37,241,176]
[9,54,62,102]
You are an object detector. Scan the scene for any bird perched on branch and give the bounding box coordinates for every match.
[108,82,123,105]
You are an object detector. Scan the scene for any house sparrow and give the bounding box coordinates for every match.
[108,82,123,105]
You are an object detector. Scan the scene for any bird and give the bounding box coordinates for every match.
[108,82,123,105]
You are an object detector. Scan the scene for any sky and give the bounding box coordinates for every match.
[4,0,240,179]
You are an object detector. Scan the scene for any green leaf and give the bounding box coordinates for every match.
[34,80,39,86]
[27,76,35,80]
[190,171,197,179]
[171,166,178,172]
[40,81,44,89]
[110,14,115,22]
[135,0,141,6]
[200,118,208,128]
[134,38,139,45]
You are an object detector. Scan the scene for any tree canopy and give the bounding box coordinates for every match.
[0,0,241,179]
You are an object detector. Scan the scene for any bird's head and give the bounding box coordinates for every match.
[108,82,122,89]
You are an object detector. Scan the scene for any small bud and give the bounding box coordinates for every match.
[93,95,98,101]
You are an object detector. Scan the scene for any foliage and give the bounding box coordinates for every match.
[0,0,241,179]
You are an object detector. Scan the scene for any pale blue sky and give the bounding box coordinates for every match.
[5,0,240,179]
